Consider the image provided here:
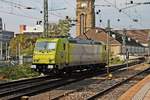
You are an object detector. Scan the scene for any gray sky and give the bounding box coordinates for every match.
[0,0,150,36]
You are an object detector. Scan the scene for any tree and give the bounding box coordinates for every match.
[9,19,71,56]
[48,19,71,36]
[9,34,36,56]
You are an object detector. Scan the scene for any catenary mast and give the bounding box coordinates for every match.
[43,0,48,37]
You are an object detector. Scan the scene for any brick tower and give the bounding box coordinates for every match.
[76,0,95,36]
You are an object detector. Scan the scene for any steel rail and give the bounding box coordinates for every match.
[0,59,143,100]
[87,66,150,100]
[51,60,143,100]
[0,75,53,89]
[0,69,106,99]
[0,78,72,99]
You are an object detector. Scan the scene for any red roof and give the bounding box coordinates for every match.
[115,29,149,44]
[78,28,121,45]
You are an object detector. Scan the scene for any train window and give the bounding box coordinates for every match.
[63,44,66,50]
[35,42,56,50]
[47,43,56,50]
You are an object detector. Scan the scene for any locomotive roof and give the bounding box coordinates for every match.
[36,37,104,45]
[68,38,104,45]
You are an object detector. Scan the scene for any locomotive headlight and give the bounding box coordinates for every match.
[34,59,39,62]
[31,65,36,69]
[48,65,53,69]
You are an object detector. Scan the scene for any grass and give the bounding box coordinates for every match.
[0,56,124,80]
[0,64,39,80]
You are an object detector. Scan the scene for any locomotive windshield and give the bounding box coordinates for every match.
[35,42,56,51]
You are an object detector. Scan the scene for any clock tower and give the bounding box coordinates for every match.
[76,0,95,36]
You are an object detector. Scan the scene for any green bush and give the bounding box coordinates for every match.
[110,57,124,65]
[0,64,39,80]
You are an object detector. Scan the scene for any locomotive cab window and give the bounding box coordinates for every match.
[47,42,56,50]
[35,42,56,51]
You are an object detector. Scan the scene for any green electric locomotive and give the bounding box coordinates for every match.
[31,37,107,74]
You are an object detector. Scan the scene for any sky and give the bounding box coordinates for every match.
[0,0,150,36]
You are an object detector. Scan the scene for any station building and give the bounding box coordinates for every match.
[76,0,148,59]
[115,29,149,56]
[78,28,146,59]
[111,30,146,56]
[19,23,58,38]
[19,24,43,38]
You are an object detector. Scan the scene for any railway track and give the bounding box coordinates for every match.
[0,75,92,100]
[50,62,148,100]
[87,66,150,100]
[0,76,61,99]
[0,60,143,100]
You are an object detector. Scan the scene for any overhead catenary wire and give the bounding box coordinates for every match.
[16,6,37,18]
[30,0,67,18]
[0,8,65,20]
[0,10,40,19]
[1,0,148,31]
[103,0,145,28]
[121,1,150,12]
[0,0,42,19]
[50,12,65,18]
[1,0,68,18]
[103,0,132,19]
[0,0,35,9]
[63,0,76,10]
[120,4,140,11]
[0,0,67,20]
[48,8,67,11]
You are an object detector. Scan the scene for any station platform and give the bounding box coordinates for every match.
[119,75,150,100]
